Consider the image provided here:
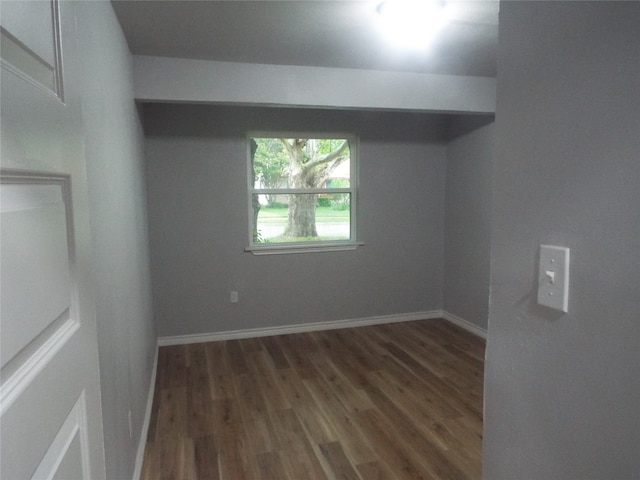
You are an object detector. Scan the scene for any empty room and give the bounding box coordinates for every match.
[1,1,638,479]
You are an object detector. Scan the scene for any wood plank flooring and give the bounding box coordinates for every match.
[141,319,485,480]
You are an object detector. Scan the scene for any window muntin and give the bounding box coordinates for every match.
[248,135,357,251]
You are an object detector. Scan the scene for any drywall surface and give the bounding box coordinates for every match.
[444,119,494,329]
[133,55,496,114]
[484,2,640,479]
[77,3,156,479]
[144,104,446,337]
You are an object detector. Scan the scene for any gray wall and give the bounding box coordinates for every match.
[484,2,640,479]
[144,104,446,337]
[444,118,494,329]
[77,3,156,479]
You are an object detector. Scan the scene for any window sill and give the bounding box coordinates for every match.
[245,242,364,256]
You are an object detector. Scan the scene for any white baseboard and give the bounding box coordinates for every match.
[156,309,486,348]
[440,310,487,339]
[132,343,159,480]
[157,311,444,346]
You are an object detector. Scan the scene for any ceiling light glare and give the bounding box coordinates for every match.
[376,0,449,49]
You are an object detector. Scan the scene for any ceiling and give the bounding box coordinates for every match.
[111,0,499,77]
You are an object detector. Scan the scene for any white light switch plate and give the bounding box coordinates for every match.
[537,245,570,312]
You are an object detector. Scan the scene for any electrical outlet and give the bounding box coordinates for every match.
[230,291,239,303]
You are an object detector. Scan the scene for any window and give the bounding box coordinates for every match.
[247,134,359,254]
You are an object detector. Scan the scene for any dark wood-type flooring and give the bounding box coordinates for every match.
[141,318,485,479]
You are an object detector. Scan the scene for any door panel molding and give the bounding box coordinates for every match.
[0,310,78,416]
[0,171,79,416]
[0,0,64,100]
[31,390,91,480]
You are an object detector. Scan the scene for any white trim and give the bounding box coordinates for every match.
[246,242,364,256]
[31,390,91,479]
[253,187,352,195]
[0,0,64,100]
[158,311,443,346]
[0,315,79,416]
[440,310,487,339]
[132,343,159,480]
[0,171,81,417]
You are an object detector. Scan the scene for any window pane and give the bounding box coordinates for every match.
[252,193,350,243]
[251,137,350,190]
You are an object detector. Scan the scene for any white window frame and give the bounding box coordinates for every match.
[245,132,361,255]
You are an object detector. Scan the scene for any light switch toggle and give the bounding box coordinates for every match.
[545,270,555,284]
[537,245,570,312]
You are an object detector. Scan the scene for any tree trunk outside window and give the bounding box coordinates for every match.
[280,138,348,239]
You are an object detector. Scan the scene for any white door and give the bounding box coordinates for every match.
[1,1,106,479]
